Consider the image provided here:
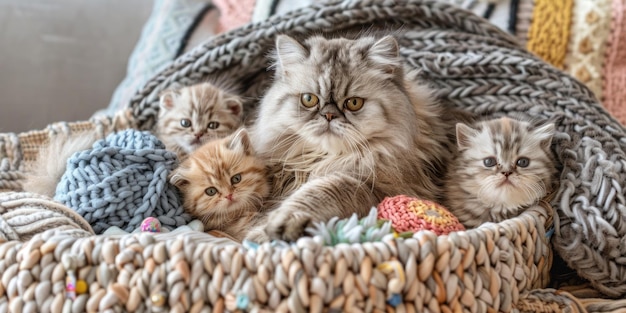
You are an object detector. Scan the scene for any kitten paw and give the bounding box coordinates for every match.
[265,209,313,242]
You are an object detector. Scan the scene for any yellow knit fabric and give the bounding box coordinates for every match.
[527,0,574,69]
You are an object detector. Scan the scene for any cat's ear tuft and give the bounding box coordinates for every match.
[532,123,555,150]
[169,170,189,188]
[225,96,243,118]
[369,36,400,75]
[456,123,478,150]
[159,90,180,111]
[227,128,254,156]
[275,35,308,73]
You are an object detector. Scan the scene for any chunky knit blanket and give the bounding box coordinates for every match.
[1,0,626,311]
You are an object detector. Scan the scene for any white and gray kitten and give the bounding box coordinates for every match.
[156,82,244,159]
[444,117,557,228]
[247,34,453,242]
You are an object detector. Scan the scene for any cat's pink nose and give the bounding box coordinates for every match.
[324,113,336,121]
[194,132,204,139]
[226,194,233,201]
[502,171,513,177]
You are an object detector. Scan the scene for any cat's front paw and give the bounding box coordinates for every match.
[243,225,270,243]
[265,209,313,242]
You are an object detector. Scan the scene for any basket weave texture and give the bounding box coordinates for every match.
[1,0,626,311]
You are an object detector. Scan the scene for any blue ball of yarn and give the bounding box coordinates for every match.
[54,129,191,234]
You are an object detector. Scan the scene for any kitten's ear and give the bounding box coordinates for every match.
[369,36,400,75]
[275,35,308,73]
[456,123,478,150]
[225,96,243,119]
[532,123,555,150]
[226,128,254,156]
[159,90,180,111]
[169,170,189,188]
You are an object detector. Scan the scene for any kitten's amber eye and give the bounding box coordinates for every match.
[180,119,192,128]
[344,97,365,111]
[205,187,218,196]
[208,121,220,129]
[231,174,241,185]
[516,157,530,168]
[300,93,319,108]
[483,157,497,167]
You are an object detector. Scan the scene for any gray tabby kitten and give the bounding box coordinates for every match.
[156,82,244,159]
[444,117,557,228]
[248,34,452,242]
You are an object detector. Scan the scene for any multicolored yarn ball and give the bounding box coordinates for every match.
[140,217,162,233]
[377,195,465,235]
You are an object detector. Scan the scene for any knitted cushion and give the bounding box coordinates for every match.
[104,0,214,116]
[377,195,465,235]
[54,129,191,234]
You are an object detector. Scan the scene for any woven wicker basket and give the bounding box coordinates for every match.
[2,0,626,312]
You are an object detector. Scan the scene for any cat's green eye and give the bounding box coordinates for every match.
[344,97,365,111]
[483,157,497,167]
[516,157,530,168]
[205,187,218,196]
[300,93,319,108]
[231,173,242,185]
[208,121,220,129]
[180,119,192,128]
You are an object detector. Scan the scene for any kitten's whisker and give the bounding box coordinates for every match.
[201,213,215,229]
[476,177,499,206]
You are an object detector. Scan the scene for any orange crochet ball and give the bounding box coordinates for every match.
[377,195,465,235]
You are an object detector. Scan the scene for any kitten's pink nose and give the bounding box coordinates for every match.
[226,194,233,201]
[502,171,513,177]
[194,132,204,139]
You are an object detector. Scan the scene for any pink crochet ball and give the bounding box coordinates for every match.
[377,195,465,236]
[140,217,162,233]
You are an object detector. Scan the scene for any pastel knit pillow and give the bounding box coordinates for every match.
[377,195,465,235]
[104,0,213,116]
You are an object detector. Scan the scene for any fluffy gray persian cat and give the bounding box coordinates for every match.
[248,34,453,241]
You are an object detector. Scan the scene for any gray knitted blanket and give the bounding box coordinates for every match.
[125,0,626,297]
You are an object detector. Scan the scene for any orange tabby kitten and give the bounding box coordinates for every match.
[156,82,244,159]
[169,128,269,241]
